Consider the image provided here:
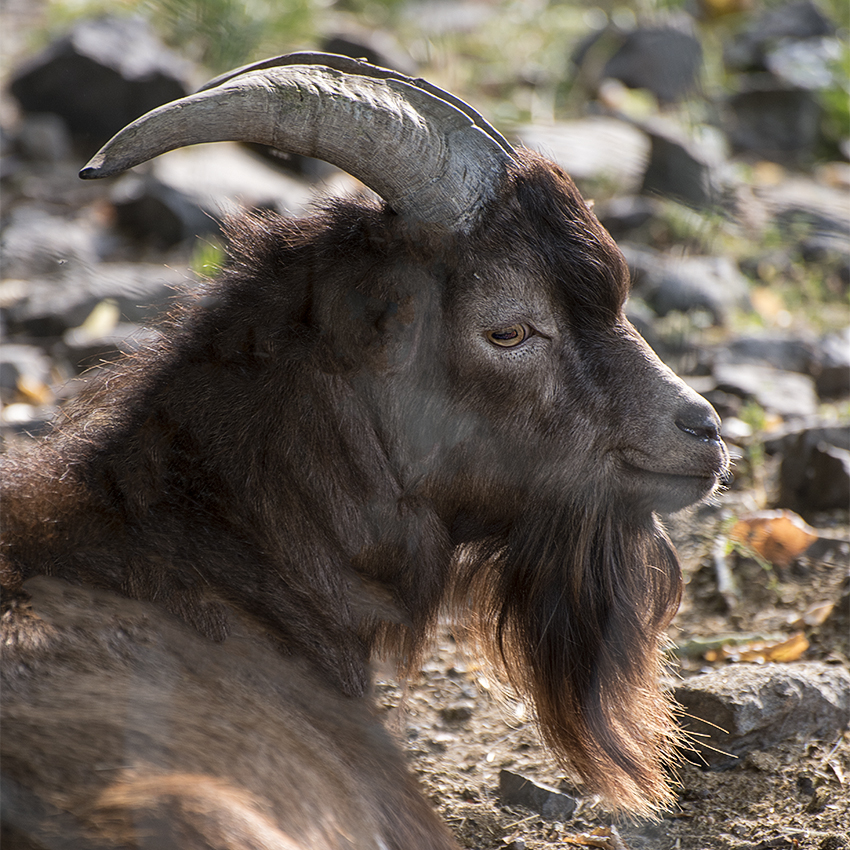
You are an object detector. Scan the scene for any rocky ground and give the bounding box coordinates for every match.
[1,2,849,848]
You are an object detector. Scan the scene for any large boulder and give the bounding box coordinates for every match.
[9,16,192,151]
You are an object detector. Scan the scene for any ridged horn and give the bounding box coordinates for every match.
[80,52,515,232]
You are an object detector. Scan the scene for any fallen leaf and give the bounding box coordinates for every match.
[790,601,835,629]
[16,374,53,405]
[730,510,819,568]
[705,631,809,663]
[563,826,628,849]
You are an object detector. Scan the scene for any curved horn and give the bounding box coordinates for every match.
[80,52,515,232]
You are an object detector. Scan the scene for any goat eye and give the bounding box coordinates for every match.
[486,324,529,348]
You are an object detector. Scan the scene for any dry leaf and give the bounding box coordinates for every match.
[790,601,835,629]
[730,510,818,568]
[16,374,53,406]
[563,826,628,849]
[705,631,809,663]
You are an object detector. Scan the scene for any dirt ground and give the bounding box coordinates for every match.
[380,491,850,850]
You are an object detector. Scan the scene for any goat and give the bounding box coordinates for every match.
[1,53,731,849]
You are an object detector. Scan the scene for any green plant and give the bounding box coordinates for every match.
[190,237,225,278]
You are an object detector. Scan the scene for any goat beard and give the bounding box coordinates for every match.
[451,497,683,815]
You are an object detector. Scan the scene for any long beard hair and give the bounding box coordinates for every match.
[451,496,683,815]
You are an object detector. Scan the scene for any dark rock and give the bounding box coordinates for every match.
[755,176,850,244]
[110,174,222,247]
[812,329,850,398]
[602,26,703,104]
[713,363,819,418]
[674,663,850,768]
[623,246,751,325]
[725,0,836,71]
[712,334,817,375]
[439,703,474,723]
[498,770,577,822]
[725,85,822,164]
[9,16,191,151]
[774,427,850,514]
[640,123,726,208]
[3,263,196,338]
[15,113,73,163]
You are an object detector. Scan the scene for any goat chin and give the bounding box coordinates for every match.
[451,498,682,815]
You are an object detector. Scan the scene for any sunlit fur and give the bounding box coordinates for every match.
[1,149,727,846]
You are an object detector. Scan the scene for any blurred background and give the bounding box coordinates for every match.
[1,2,848,847]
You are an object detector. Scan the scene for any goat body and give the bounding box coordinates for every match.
[1,56,730,850]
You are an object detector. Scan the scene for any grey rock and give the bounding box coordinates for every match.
[602,25,703,104]
[713,334,817,375]
[15,113,73,163]
[774,426,850,514]
[758,175,850,239]
[498,770,577,822]
[0,403,58,439]
[623,246,751,325]
[725,84,822,164]
[813,328,850,398]
[713,362,819,418]
[9,16,191,150]
[517,118,650,195]
[675,663,850,768]
[147,142,321,220]
[110,174,222,247]
[640,123,726,208]
[714,330,848,400]
[0,206,106,280]
[766,36,844,91]
[4,263,196,338]
[725,0,836,71]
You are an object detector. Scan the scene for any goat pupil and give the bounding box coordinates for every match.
[487,325,525,345]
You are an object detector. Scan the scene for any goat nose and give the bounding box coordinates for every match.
[675,404,721,442]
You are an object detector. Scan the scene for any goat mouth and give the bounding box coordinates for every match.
[619,460,727,511]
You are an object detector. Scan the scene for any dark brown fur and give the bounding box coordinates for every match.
[1,150,729,847]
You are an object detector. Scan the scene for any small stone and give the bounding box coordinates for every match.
[819,835,848,850]
[439,703,474,723]
[498,770,577,822]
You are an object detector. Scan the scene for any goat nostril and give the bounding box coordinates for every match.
[676,416,720,442]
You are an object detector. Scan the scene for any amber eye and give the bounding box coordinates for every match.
[485,324,529,348]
